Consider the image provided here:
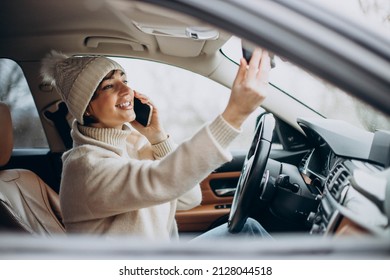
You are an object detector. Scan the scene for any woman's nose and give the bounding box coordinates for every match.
[119,81,131,96]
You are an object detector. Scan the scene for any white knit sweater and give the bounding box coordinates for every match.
[59,115,240,240]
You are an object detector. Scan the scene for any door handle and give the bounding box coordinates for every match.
[215,188,236,196]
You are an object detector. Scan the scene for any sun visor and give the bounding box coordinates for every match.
[133,21,219,57]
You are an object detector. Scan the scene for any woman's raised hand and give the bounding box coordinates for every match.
[222,48,270,129]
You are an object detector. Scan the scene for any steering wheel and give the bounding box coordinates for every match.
[228,113,275,233]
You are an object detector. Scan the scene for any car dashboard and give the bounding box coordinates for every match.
[296,117,390,237]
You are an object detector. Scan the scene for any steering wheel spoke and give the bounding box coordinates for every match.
[228,113,275,233]
[241,155,254,181]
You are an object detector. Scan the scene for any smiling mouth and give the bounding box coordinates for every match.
[115,101,132,109]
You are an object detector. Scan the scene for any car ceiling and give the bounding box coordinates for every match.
[0,0,230,68]
[1,0,325,142]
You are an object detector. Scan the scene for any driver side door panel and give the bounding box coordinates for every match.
[176,153,245,233]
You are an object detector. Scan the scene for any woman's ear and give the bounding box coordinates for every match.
[83,104,98,125]
[84,104,92,117]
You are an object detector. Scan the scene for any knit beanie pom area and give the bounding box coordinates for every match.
[40,50,69,85]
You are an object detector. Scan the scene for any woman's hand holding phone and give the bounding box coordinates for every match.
[134,97,153,127]
[131,91,168,144]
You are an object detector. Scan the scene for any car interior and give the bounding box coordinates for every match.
[0,103,65,234]
[0,0,389,253]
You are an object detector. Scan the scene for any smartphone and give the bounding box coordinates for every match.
[134,97,153,127]
[242,48,275,68]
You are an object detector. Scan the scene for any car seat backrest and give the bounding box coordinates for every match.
[0,103,13,167]
[0,102,65,235]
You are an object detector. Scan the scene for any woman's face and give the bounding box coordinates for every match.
[86,70,135,129]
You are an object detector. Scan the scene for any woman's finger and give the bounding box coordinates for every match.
[134,91,147,100]
[134,91,153,105]
[247,48,262,81]
[257,50,271,82]
[233,58,248,86]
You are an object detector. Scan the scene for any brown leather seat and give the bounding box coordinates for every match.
[0,102,65,235]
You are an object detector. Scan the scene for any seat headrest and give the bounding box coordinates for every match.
[0,102,13,167]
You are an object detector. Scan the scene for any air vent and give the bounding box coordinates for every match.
[325,163,350,202]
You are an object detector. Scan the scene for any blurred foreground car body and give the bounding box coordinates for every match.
[0,0,389,258]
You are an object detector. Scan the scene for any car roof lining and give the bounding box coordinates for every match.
[1,0,230,70]
[1,0,324,147]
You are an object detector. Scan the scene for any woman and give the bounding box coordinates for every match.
[41,48,271,240]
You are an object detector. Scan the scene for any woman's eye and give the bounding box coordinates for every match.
[102,84,113,90]
[123,80,128,85]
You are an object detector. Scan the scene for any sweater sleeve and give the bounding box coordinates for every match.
[151,135,177,159]
[153,134,202,210]
[60,115,240,222]
[175,115,240,210]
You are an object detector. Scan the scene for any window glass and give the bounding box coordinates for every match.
[222,36,390,133]
[112,57,262,150]
[307,0,390,37]
[0,59,48,148]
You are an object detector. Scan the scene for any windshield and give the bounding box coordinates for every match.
[269,58,390,132]
[293,0,389,132]
[308,0,390,37]
[222,0,390,133]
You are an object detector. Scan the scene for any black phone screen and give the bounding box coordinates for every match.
[134,98,153,126]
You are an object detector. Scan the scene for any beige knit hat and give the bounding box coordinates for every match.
[40,50,124,125]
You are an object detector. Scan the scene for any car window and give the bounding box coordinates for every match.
[222,37,390,133]
[308,0,390,37]
[111,57,263,151]
[0,59,48,148]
